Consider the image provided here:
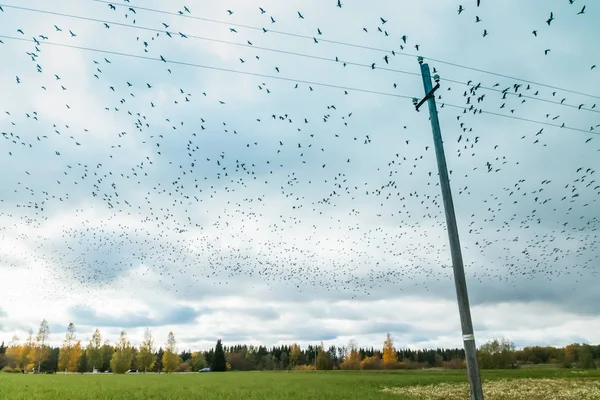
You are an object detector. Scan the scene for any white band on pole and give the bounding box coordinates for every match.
[462,334,475,341]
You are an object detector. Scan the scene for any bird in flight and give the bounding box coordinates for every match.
[458,5,464,14]
[547,12,555,25]
[577,6,586,15]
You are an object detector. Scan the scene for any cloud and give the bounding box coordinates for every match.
[68,304,203,328]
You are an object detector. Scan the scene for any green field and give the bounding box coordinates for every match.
[1,369,599,400]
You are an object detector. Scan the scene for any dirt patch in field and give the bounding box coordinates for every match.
[382,378,600,400]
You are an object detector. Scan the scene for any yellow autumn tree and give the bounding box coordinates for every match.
[289,343,302,367]
[340,339,361,370]
[162,331,180,373]
[360,354,382,370]
[4,335,23,371]
[58,323,80,373]
[69,341,83,371]
[382,333,398,368]
[21,329,36,371]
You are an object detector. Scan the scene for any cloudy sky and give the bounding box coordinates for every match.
[0,0,599,352]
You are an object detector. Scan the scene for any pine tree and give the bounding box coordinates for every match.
[212,339,227,372]
[78,350,88,373]
[155,347,164,373]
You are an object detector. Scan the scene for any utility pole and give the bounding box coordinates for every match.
[414,57,485,400]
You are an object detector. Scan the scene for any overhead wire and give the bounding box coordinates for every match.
[442,103,600,136]
[0,35,417,100]
[2,4,598,115]
[442,78,599,114]
[87,0,600,101]
[1,35,597,138]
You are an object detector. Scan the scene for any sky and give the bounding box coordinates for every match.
[0,0,599,352]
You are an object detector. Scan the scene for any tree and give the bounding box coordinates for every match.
[41,347,60,373]
[360,354,382,370]
[382,333,398,368]
[316,342,331,370]
[0,342,6,371]
[136,328,156,373]
[100,340,113,372]
[289,343,301,368]
[279,351,289,370]
[577,344,596,369]
[340,339,361,370]
[58,323,77,373]
[78,350,88,373]
[87,329,102,372]
[110,330,134,374]
[190,352,207,371]
[69,342,83,372]
[4,335,22,371]
[212,339,227,372]
[34,319,50,372]
[155,347,164,373]
[162,331,180,373]
[478,337,516,369]
[22,329,36,371]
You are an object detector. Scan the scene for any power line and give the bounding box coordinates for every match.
[0,35,417,100]
[88,0,600,101]
[442,78,599,114]
[3,4,598,115]
[0,4,422,79]
[1,35,596,138]
[442,103,600,136]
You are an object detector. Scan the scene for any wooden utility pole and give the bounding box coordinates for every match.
[415,57,485,400]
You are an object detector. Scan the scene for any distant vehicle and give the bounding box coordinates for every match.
[199,368,211,372]
[126,369,137,373]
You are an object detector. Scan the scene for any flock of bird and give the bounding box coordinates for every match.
[0,0,598,304]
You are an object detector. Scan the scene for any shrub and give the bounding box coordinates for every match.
[443,358,467,369]
[176,362,191,372]
[360,355,382,370]
[293,365,316,371]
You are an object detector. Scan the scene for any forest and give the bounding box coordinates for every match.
[1,320,598,373]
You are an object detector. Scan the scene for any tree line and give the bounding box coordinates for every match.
[0,321,598,373]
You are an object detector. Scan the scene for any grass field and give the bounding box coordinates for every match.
[1,369,599,400]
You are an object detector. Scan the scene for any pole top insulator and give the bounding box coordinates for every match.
[417,56,424,64]
[433,74,440,82]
